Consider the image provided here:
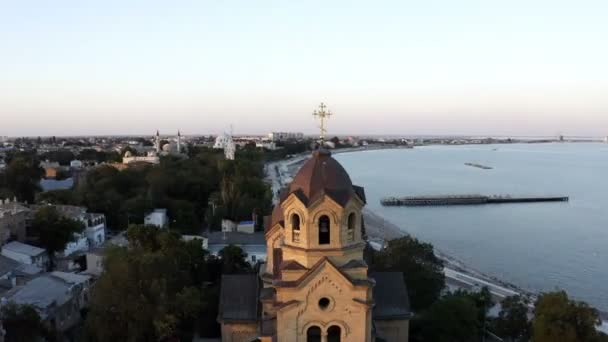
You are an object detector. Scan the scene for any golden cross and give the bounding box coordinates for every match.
[312,102,332,142]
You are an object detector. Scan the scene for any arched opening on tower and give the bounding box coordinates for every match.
[306,326,322,342]
[291,213,301,242]
[318,215,330,245]
[327,325,341,342]
[347,213,356,242]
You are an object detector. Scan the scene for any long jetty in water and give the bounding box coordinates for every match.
[381,194,569,206]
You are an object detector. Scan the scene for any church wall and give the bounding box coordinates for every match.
[275,265,372,342]
[220,322,258,342]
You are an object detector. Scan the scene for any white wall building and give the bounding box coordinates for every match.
[84,213,106,247]
[144,209,169,228]
[203,231,266,264]
[61,233,89,257]
[70,160,83,169]
[1,241,49,268]
[213,133,236,160]
[268,132,304,142]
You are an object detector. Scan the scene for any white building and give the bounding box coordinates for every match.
[144,209,169,228]
[1,241,49,269]
[61,233,89,257]
[221,219,255,234]
[70,160,83,169]
[122,150,160,165]
[213,133,236,160]
[256,141,277,150]
[268,132,304,142]
[203,231,266,264]
[84,213,106,247]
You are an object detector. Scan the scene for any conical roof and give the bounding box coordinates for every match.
[288,149,355,206]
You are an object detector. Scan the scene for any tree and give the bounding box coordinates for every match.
[371,236,445,311]
[85,226,216,341]
[411,292,481,342]
[30,206,84,266]
[492,295,531,342]
[1,303,47,342]
[2,156,43,203]
[217,244,252,274]
[532,291,604,342]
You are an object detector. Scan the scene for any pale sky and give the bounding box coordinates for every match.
[1,0,607,137]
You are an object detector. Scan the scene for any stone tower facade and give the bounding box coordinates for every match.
[263,149,372,341]
[218,148,410,342]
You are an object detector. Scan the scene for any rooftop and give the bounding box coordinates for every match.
[207,231,265,246]
[0,255,21,276]
[2,241,46,257]
[370,272,412,320]
[218,274,259,322]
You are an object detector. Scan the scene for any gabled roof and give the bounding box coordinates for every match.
[218,274,259,322]
[370,272,411,320]
[273,257,373,289]
[279,260,308,271]
[342,259,368,269]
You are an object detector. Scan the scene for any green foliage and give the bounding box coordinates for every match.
[491,295,531,342]
[85,226,218,341]
[40,149,75,166]
[1,303,47,342]
[67,148,272,233]
[217,244,253,274]
[411,292,481,342]
[30,206,84,263]
[77,148,121,163]
[0,154,43,203]
[371,236,445,311]
[37,189,79,205]
[532,291,604,342]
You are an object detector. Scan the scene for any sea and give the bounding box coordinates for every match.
[334,143,608,312]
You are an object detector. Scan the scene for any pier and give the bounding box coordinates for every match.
[464,162,493,170]
[380,194,569,206]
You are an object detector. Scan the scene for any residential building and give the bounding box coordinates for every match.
[1,241,49,269]
[69,160,83,169]
[31,205,106,254]
[2,271,91,333]
[0,199,29,245]
[84,213,106,247]
[221,219,255,234]
[122,150,160,165]
[144,209,168,228]
[204,231,266,265]
[218,148,410,342]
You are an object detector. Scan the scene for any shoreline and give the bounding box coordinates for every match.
[264,145,608,325]
[264,146,537,302]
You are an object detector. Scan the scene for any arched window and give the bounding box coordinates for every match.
[291,214,301,243]
[319,215,330,245]
[327,325,341,342]
[307,326,322,342]
[347,213,356,242]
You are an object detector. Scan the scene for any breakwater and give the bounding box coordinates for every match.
[465,162,492,169]
[381,194,569,206]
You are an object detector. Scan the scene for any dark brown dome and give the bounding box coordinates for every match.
[288,149,355,206]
